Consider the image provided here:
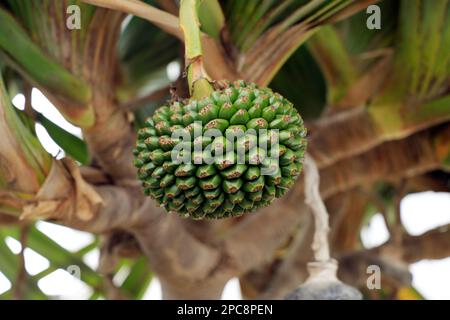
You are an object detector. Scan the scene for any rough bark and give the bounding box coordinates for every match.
[308,104,450,169]
[15,159,143,233]
[307,107,382,168]
[82,10,137,182]
[311,129,442,199]
[242,127,444,255]
[401,224,450,263]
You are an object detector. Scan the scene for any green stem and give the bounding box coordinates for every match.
[179,0,214,99]
[197,0,225,39]
[307,26,357,104]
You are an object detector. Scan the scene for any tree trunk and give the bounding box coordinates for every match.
[160,278,227,300]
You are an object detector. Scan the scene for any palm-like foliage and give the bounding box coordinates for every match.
[0,0,449,300]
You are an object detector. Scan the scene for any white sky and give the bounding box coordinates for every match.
[361,192,450,300]
[0,88,449,300]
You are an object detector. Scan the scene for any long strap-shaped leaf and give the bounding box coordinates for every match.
[0,74,51,190]
[120,257,153,299]
[0,231,48,299]
[241,0,374,86]
[6,0,96,76]
[37,113,89,165]
[0,7,94,127]
[391,0,450,100]
[307,25,357,105]
[1,225,103,290]
[197,0,225,39]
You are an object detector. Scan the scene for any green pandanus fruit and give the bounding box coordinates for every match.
[133,81,307,219]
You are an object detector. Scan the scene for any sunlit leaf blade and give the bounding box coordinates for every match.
[121,257,152,299]
[5,0,97,77]
[37,113,89,165]
[0,72,51,186]
[334,0,397,55]
[307,25,356,105]
[0,231,48,299]
[197,0,225,39]
[0,226,103,290]
[387,0,450,100]
[0,7,91,107]
[225,0,296,51]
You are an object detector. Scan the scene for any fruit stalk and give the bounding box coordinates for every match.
[179,0,214,99]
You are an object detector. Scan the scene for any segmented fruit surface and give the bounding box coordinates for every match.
[133,81,307,219]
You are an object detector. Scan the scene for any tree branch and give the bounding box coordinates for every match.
[221,126,446,281]
[400,224,450,263]
[305,128,444,199]
[254,214,313,299]
[80,0,182,38]
[222,200,309,276]
[81,9,137,181]
[260,222,450,299]
[0,213,18,226]
[13,159,147,234]
[12,224,29,300]
[130,206,227,299]
[308,96,450,169]
[156,0,179,15]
